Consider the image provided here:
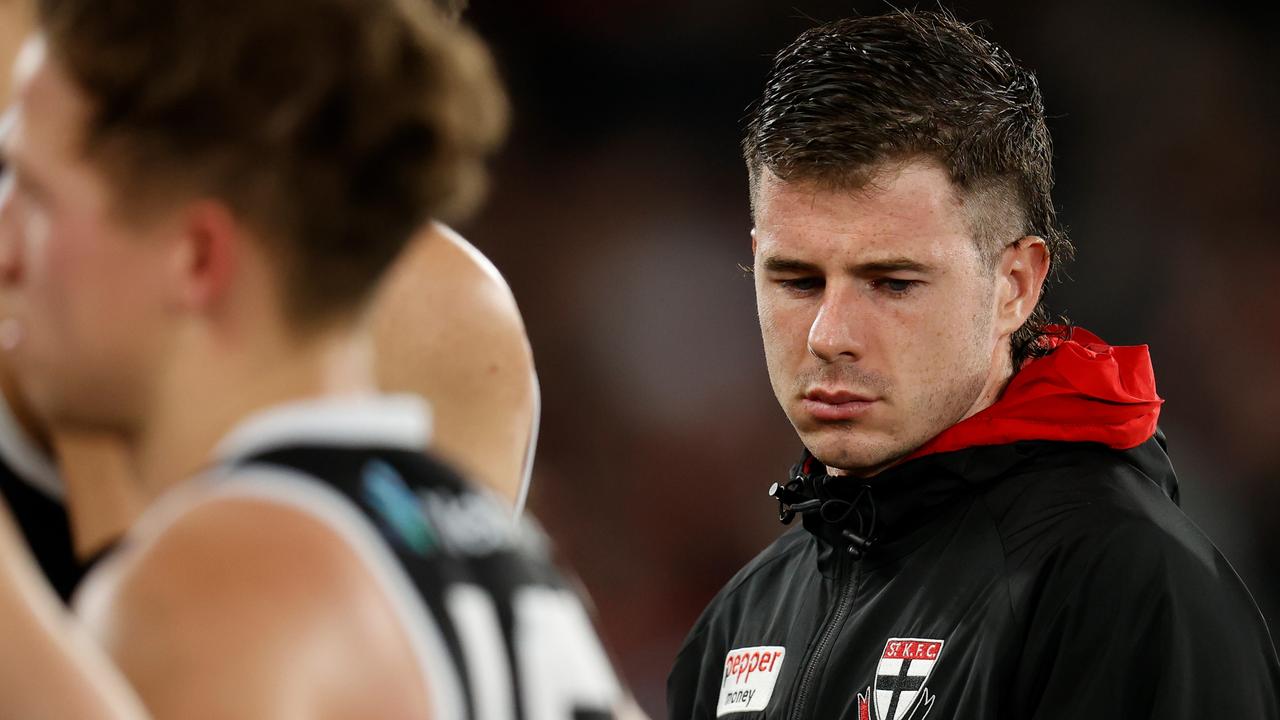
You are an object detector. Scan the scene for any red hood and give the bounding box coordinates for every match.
[904,327,1163,461]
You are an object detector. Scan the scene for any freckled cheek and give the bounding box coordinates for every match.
[903,316,973,396]
[758,309,812,405]
[872,302,927,364]
[760,302,815,358]
[873,303,958,399]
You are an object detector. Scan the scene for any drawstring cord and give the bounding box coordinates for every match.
[769,468,878,558]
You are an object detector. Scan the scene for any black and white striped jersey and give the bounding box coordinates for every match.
[88,394,621,719]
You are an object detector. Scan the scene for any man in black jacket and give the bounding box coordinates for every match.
[668,11,1280,719]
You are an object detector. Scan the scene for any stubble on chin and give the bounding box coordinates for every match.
[798,419,909,478]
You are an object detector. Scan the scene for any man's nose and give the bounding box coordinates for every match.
[807,283,866,362]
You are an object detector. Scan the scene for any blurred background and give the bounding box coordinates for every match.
[456,0,1279,714]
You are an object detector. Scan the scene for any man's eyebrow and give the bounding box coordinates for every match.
[761,257,822,274]
[760,256,936,275]
[851,257,935,275]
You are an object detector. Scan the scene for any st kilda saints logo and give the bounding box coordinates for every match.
[856,637,944,720]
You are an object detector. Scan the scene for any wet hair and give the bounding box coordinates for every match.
[37,0,506,331]
[744,10,1073,366]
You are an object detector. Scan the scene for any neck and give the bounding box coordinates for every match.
[132,322,375,499]
[963,343,1017,423]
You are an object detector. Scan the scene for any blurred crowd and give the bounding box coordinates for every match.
[455,1,1280,714]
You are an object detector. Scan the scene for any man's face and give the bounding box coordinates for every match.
[0,38,175,433]
[753,160,1008,476]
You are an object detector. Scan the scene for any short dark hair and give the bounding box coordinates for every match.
[744,10,1073,366]
[38,0,506,331]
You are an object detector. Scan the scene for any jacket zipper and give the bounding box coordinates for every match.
[787,552,860,720]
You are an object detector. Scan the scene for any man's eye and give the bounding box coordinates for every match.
[872,278,919,295]
[779,277,823,293]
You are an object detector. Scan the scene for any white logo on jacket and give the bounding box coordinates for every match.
[717,646,785,716]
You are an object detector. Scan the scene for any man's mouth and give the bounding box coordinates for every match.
[801,388,878,421]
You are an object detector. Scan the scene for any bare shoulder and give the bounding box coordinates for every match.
[86,494,428,720]
[372,222,537,502]
[373,222,529,355]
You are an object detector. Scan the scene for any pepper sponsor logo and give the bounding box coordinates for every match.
[717,646,785,716]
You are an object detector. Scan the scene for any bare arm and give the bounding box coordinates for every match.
[82,496,430,720]
[371,223,537,508]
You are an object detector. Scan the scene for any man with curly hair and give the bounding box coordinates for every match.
[0,0,623,716]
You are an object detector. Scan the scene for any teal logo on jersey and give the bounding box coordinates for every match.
[361,459,437,556]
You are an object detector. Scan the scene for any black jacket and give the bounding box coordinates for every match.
[669,331,1279,719]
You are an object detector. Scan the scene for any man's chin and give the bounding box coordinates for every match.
[801,430,913,478]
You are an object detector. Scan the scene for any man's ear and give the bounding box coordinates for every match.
[751,227,758,256]
[170,200,239,313]
[995,236,1049,336]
